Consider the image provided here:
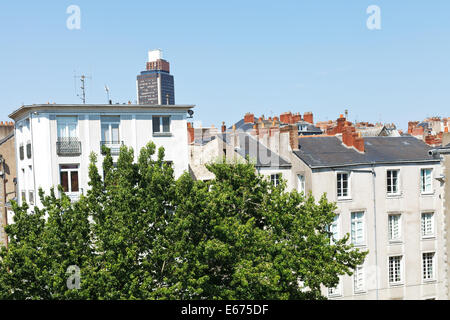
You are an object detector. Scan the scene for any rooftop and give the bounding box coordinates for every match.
[9,103,195,120]
[294,136,438,169]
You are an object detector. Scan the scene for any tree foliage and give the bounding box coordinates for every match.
[0,142,367,299]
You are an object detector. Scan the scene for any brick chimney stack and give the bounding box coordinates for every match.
[221,122,226,133]
[280,112,293,124]
[342,126,365,152]
[187,122,194,144]
[303,112,313,124]
[244,113,255,124]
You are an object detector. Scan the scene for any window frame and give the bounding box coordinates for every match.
[420,168,433,195]
[388,255,404,286]
[421,212,435,239]
[327,277,343,298]
[388,213,402,243]
[336,171,351,200]
[57,116,79,139]
[386,169,401,196]
[100,116,121,143]
[422,252,436,282]
[351,211,365,246]
[328,214,340,244]
[152,115,172,136]
[270,173,281,187]
[353,264,366,294]
[297,174,305,194]
[59,164,80,194]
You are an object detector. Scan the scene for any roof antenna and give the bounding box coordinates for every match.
[105,85,112,104]
[74,74,92,104]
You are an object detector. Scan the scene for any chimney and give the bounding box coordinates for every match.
[292,113,301,123]
[187,122,194,144]
[353,132,365,153]
[244,113,255,124]
[280,112,292,124]
[221,121,226,133]
[303,112,313,124]
[280,124,298,150]
[335,115,346,134]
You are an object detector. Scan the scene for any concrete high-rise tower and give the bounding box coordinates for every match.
[136,49,175,105]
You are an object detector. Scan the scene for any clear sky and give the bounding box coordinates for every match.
[1,0,449,130]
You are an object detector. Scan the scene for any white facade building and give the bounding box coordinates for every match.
[9,104,194,207]
[192,114,447,300]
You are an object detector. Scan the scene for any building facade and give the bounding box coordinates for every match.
[9,104,193,208]
[0,122,16,248]
[191,112,447,299]
[137,49,175,105]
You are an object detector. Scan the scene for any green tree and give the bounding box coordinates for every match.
[0,143,366,299]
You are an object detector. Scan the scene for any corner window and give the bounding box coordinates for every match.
[420,169,433,194]
[387,170,400,195]
[337,172,349,199]
[152,116,171,134]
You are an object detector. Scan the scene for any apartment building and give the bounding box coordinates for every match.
[192,112,446,299]
[9,103,194,208]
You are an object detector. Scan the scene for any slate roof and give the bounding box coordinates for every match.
[294,136,438,169]
[218,132,291,168]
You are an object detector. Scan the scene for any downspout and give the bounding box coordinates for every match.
[29,113,37,207]
[371,163,379,300]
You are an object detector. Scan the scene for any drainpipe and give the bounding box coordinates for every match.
[371,163,379,300]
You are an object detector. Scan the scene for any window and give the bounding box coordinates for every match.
[328,278,342,297]
[152,116,171,134]
[19,144,24,160]
[28,190,34,206]
[388,214,401,241]
[351,212,365,245]
[337,172,349,198]
[101,116,120,142]
[387,170,400,195]
[354,265,365,293]
[26,141,32,159]
[60,165,79,193]
[328,215,339,244]
[389,256,403,284]
[421,169,433,194]
[422,252,435,281]
[421,213,434,237]
[21,191,26,203]
[57,116,78,139]
[270,173,281,187]
[297,174,305,194]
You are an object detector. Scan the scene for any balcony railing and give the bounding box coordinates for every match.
[56,137,82,156]
[100,141,123,155]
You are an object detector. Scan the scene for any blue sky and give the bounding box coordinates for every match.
[0,1,449,130]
